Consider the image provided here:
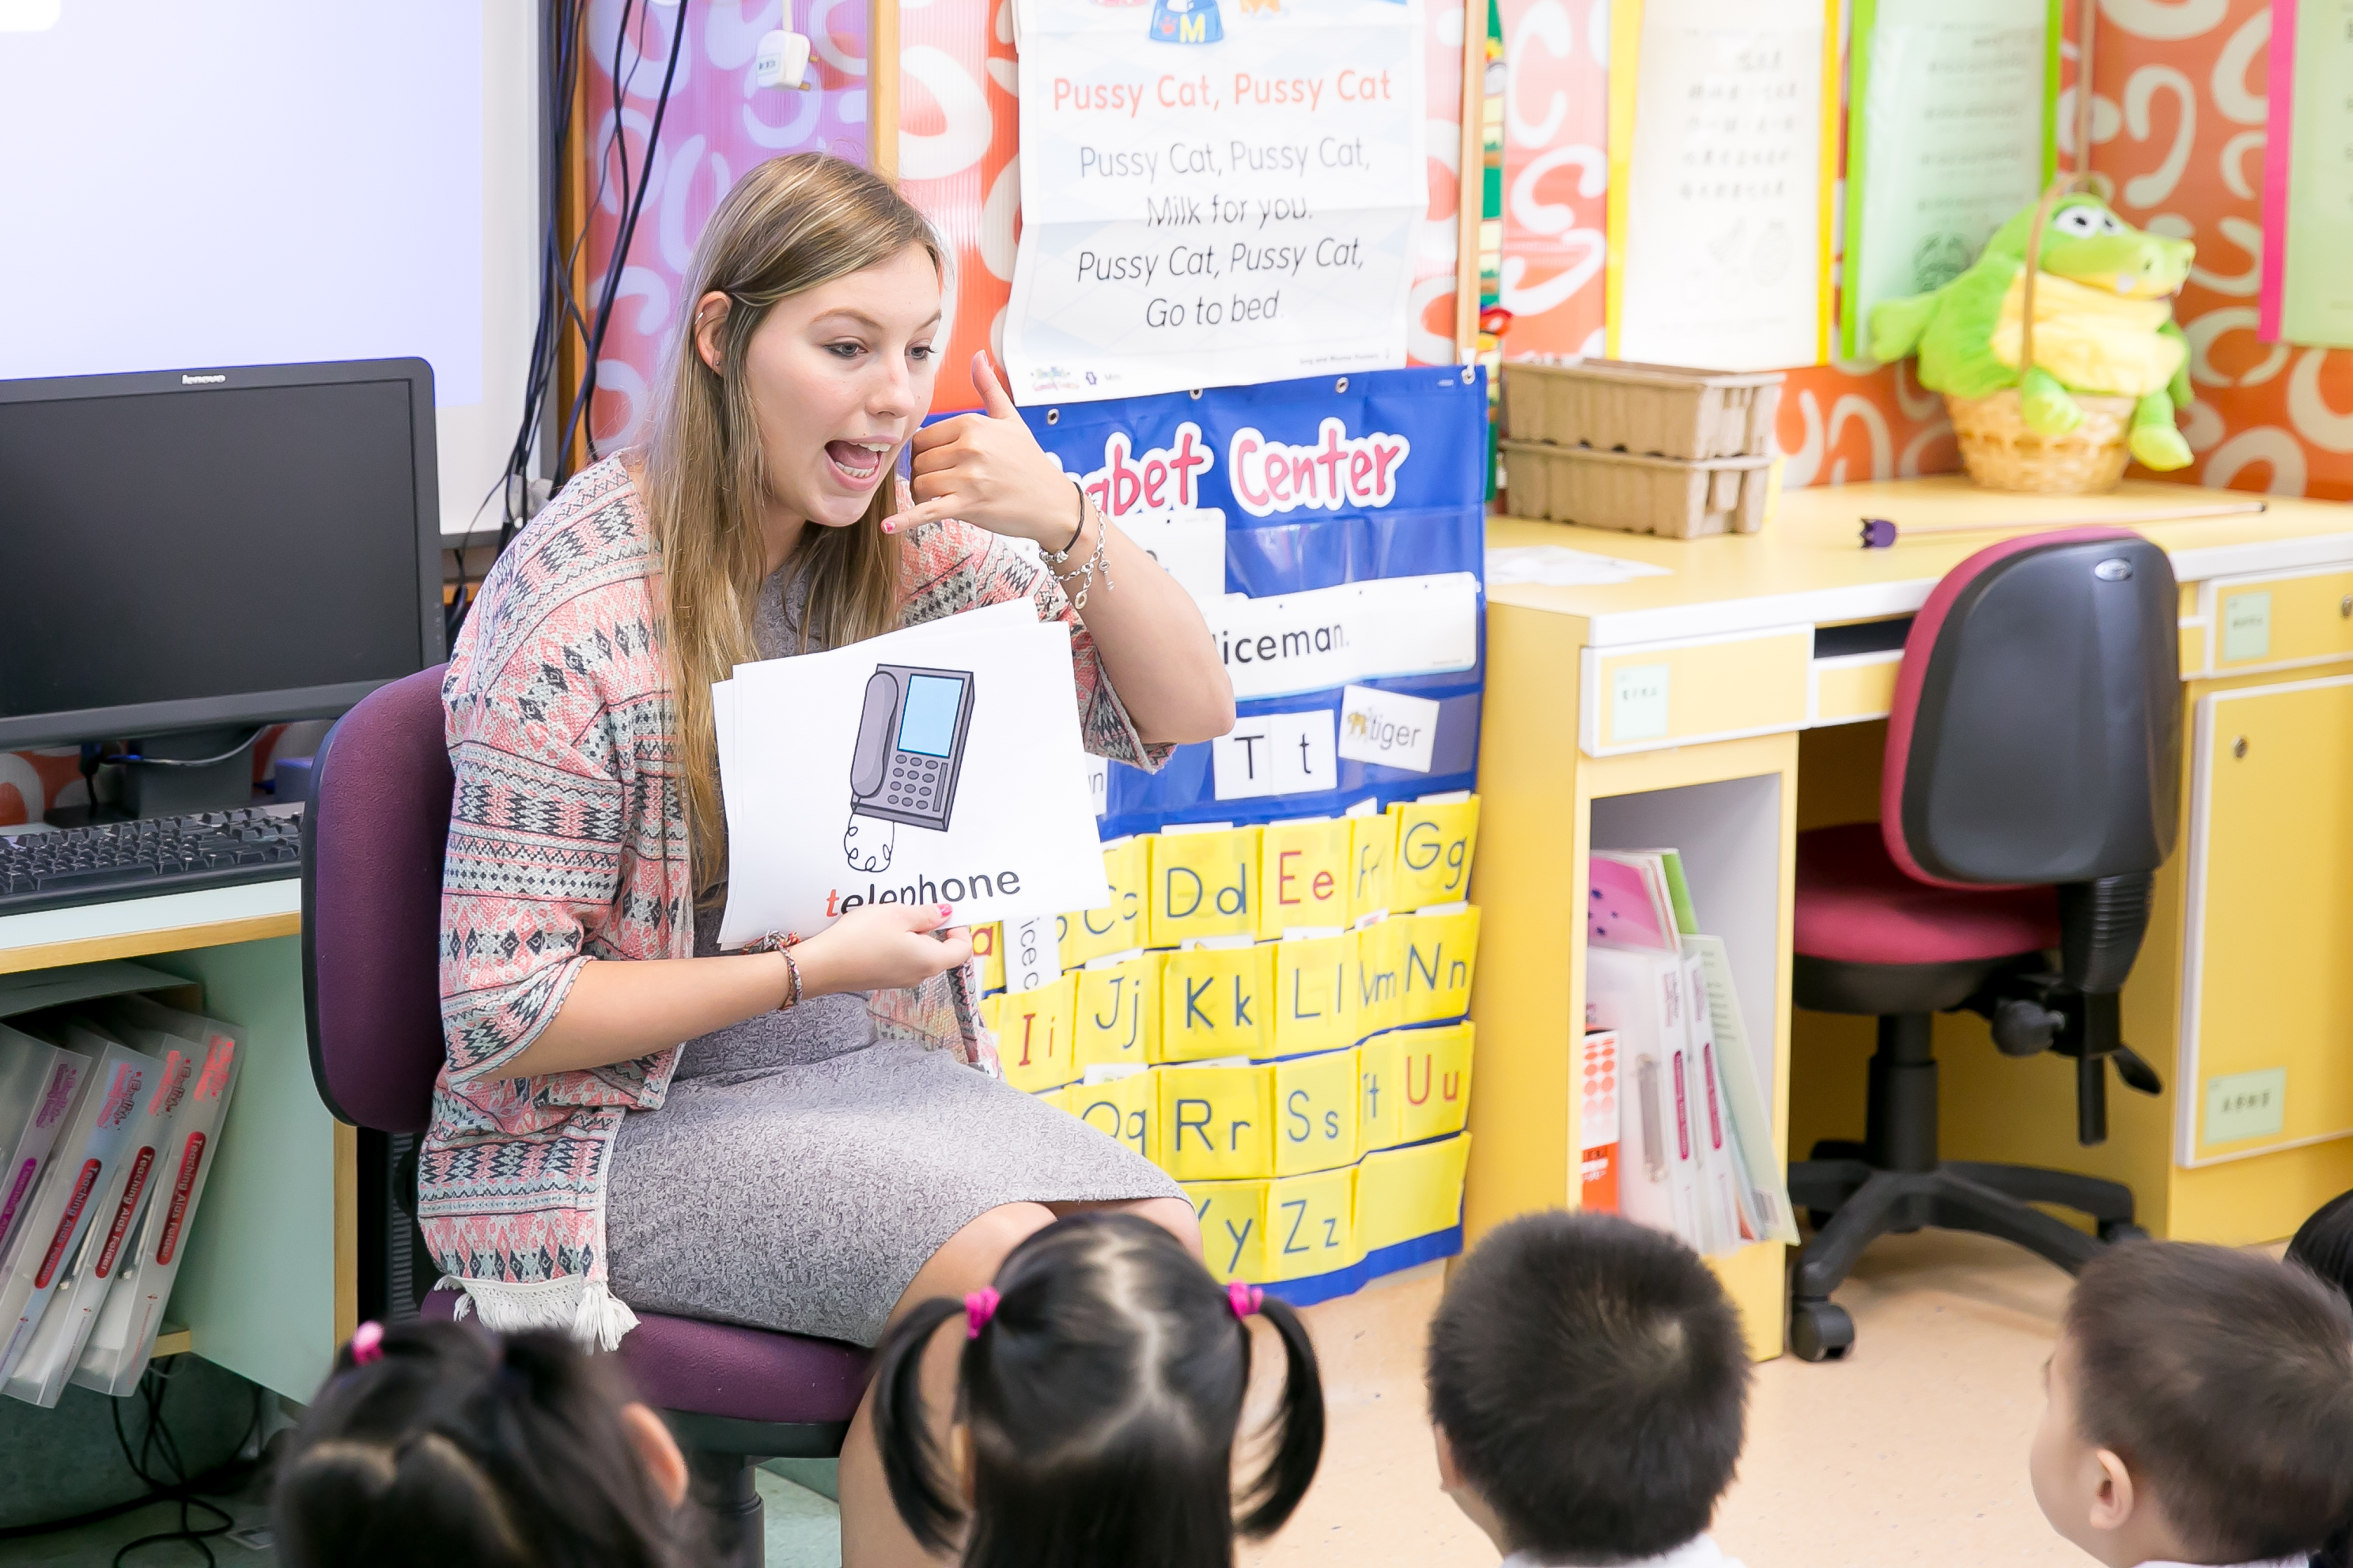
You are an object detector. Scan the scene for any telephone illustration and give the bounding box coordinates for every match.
[844,663,977,872]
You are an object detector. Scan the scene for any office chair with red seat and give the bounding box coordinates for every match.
[301,665,868,1567]
[1786,527,2177,1362]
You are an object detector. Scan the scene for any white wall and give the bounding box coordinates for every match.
[0,2,539,535]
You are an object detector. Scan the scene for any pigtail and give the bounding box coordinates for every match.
[870,1295,973,1555]
[1233,1294,1326,1538]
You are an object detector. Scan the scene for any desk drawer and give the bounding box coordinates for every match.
[1579,626,1813,756]
[2200,568,2353,675]
[1810,651,1901,725]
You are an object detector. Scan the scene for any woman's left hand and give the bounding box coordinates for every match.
[881,353,1083,546]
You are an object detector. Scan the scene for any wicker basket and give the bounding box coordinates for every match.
[1946,173,2135,495]
[1946,388,2135,494]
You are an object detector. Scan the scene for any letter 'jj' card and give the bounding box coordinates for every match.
[717,611,1113,946]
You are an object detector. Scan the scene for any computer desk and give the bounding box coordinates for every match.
[1469,474,2353,1358]
[0,881,339,1400]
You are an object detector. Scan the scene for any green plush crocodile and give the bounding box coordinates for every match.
[1869,194,2196,470]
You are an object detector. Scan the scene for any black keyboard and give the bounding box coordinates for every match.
[0,805,305,917]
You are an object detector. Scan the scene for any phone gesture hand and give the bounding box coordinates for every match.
[881,353,1077,545]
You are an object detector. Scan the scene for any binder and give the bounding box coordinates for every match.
[0,1037,163,1381]
[5,1024,192,1407]
[1587,945,1699,1248]
[1681,950,1747,1256]
[73,998,248,1396]
[0,1026,89,1267]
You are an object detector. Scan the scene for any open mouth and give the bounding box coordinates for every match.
[827,440,893,486]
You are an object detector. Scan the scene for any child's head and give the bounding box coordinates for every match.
[2289,1188,2353,1302]
[271,1319,695,1568]
[1425,1211,1751,1564]
[870,1211,1325,1568]
[2030,1240,2353,1568]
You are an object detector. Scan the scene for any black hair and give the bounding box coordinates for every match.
[2287,1192,2353,1568]
[270,1319,700,1568]
[2066,1239,2353,1565]
[869,1211,1324,1568]
[1426,1210,1751,1563]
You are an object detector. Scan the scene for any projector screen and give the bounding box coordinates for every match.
[0,1,537,535]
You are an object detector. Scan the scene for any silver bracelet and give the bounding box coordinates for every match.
[1043,482,1114,610]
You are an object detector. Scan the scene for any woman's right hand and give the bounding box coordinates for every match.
[793,902,973,999]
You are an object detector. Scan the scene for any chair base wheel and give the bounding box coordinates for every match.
[2098,1220,2149,1245]
[1791,1300,1854,1362]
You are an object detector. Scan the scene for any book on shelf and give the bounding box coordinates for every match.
[3,1021,193,1408]
[72,997,247,1398]
[1586,847,1797,1254]
[0,1026,91,1268]
[0,1034,165,1382]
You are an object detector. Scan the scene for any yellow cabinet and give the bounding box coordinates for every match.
[2180,674,2353,1162]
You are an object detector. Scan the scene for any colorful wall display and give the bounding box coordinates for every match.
[1022,366,1489,839]
[2260,0,2353,349]
[1605,0,1838,371]
[1840,0,2060,361]
[1004,0,1430,402]
[976,797,1483,1302]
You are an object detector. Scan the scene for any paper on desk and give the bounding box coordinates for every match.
[1485,546,1674,588]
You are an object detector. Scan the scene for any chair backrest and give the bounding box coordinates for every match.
[302,663,454,1133]
[1882,528,2180,888]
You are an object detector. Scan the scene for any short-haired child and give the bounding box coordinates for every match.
[869,1210,1325,1568]
[2030,1239,2353,1568]
[270,1317,698,1568]
[1426,1210,1753,1568]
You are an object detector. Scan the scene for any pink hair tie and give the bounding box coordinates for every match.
[1228,1283,1264,1320]
[964,1287,1001,1339]
[350,1321,385,1366]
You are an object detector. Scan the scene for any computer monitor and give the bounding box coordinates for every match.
[0,360,444,762]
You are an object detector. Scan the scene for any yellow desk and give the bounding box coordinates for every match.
[0,880,349,1400]
[1467,476,2353,1358]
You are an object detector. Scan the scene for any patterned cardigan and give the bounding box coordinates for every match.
[427,456,1164,1347]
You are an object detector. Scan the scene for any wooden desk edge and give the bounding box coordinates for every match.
[153,1326,194,1360]
[0,911,305,976]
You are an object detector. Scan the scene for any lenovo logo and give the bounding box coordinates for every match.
[180,373,226,386]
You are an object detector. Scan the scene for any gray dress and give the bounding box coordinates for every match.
[603,566,1179,1347]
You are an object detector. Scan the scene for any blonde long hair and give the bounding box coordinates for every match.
[642,153,942,896]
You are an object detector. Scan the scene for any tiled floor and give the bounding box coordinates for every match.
[9,1230,2087,1568]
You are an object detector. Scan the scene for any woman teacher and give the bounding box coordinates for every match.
[428,153,1233,1566]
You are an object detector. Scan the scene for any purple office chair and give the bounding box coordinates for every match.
[301,664,869,1567]
[1784,529,2177,1362]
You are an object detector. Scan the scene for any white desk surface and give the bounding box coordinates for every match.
[1489,476,2353,647]
[0,878,302,969]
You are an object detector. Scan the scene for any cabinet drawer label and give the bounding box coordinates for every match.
[1610,663,1671,742]
[2221,591,2273,663]
[2204,1066,2287,1145]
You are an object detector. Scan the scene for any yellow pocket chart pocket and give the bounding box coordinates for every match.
[1354,918,1405,1037]
[1272,931,1357,1057]
[972,924,1005,995]
[1273,1046,1360,1175]
[997,973,1080,1094]
[1061,836,1150,966]
[1355,1133,1471,1254]
[1069,1069,1159,1166]
[1358,1033,1405,1151]
[1257,818,1352,938]
[1396,906,1480,1026]
[1347,810,1397,922]
[1073,951,1163,1069]
[1159,1062,1275,1181]
[1390,1022,1474,1146]
[1151,827,1261,945]
[1160,943,1277,1063]
[1186,1179,1269,1283]
[1263,1167,1360,1281]
[1390,795,1481,909]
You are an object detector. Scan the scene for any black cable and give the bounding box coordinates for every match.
[0,1362,264,1554]
[105,728,267,770]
